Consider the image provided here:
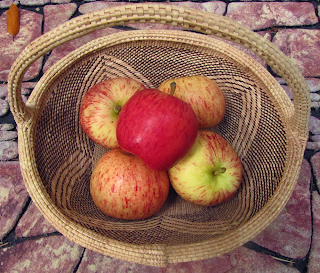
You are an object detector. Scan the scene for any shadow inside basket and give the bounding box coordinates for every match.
[33,38,289,245]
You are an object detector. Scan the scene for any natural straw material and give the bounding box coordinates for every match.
[8,3,309,267]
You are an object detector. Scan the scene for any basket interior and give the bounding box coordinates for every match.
[33,36,292,245]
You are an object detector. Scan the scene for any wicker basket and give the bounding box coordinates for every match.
[8,3,310,267]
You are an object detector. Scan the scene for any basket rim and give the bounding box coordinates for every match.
[8,3,310,139]
[16,29,306,266]
[28,29,294,116]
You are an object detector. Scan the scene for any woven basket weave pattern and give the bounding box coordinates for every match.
[8,4,309,267]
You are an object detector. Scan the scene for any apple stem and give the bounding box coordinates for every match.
[170,82,177,96]
[114,105,121,114]
[213,167,226,176]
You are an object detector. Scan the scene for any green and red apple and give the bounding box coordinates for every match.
[90,149,170,220]
[168,130,242,206]
[79,77,145,149]
[158,75,225,129]
[116,88,198,171]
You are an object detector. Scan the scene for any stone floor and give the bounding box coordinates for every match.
[0,0,320,272]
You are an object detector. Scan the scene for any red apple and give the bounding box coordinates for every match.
[90,149,170,220]
[158,75,225,129]
[79,77,145,149]
[168,131,242,206]
[116,88,198,171]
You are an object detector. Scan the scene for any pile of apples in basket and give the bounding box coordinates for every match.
[80,76,243,220]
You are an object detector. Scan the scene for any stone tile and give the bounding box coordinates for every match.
[174,1,226,15]
[311,93,320,102]
[308,192,320,273]
[0,124,14,131]
[76,249,136,273]
[0,99,9,116]
[305,78,320,92]
[311,152,320,189]
[44,3,78,33]
[15,201,57,237]
[0,84,7,98]
[78,1,127,14]
[0,161,29,240]
[306,142,320,152]
[224,247,297,273]
[225,247,299,273]
[43,28,123,73]
[0,131,18,141]
[51,0,72,3]
[311,102,320,110]
[0,9,43,81]
[0,0,15,9]
[0,235,83,272]
[273,29,320,77]
[309,116,320,135]
[0,141,18,161]
[1,83,32,99]
[77,246,299,273]
[226,2,318,30]
[311,135,320,143]
[252,159,312,258]
[21,82,37,90]
[19,0,50,5]
[308,138,318,151]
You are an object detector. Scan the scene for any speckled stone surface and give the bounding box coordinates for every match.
[251,160,312,259]
[0,236,84,272]
[15,201,57,237]
[309,192,320,273]
[273,29,320,77]
[0,162,29,240]
[0,1,320,272]
[226,2,318,30]
[0,9,43,81]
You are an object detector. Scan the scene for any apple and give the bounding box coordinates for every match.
[158,75,225,129]
[79,77,145,149]
[90,149,170,220]
[168,130,242,206]
[116,87,198,171]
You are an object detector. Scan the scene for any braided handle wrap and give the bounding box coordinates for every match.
[8,3,310,139]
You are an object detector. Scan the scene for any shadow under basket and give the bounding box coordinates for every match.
[8,4,310,267]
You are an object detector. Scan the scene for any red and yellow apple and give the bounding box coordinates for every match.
[90,149,170,220]
[158,75,225,129]
[79,77,145,149]
[168,130,242,206]
[116,88,198,171]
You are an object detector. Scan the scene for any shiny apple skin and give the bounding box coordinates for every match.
[79,77,145,149]
[90,149,170,220]
[116,89,198,171]
[168,131,243,206]
[158,75,225,129]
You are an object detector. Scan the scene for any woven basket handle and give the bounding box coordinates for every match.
[8,3,310,140]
